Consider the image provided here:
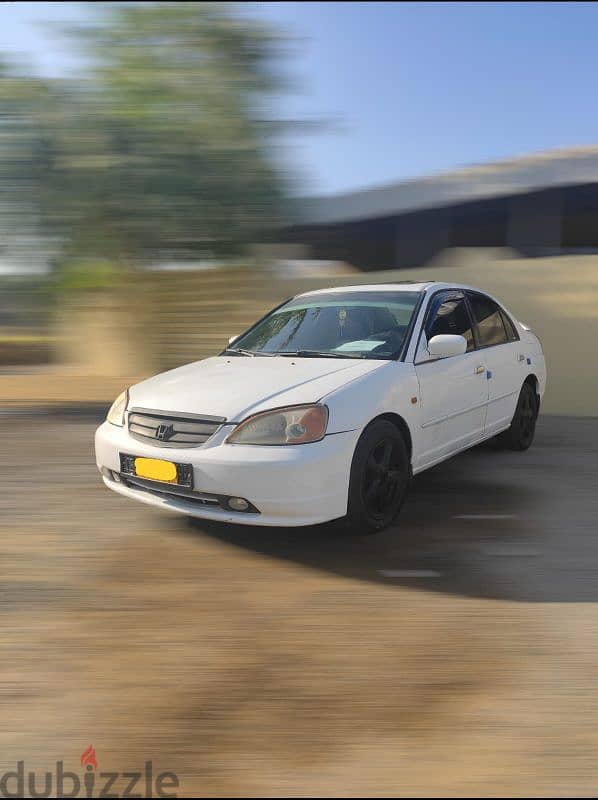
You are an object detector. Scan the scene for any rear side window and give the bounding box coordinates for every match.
[500,309,520,342]
[468,292,509,347]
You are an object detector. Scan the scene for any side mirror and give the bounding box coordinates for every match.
[427,334,467,359]
[228,335,238,345]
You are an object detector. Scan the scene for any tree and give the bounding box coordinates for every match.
[0,2,293,270]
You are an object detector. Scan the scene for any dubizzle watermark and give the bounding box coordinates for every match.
[0,746,179,798]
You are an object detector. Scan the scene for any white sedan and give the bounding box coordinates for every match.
[95,282,546,533]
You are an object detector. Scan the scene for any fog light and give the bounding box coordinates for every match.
[228,496,250,512]
[101,467,121,483]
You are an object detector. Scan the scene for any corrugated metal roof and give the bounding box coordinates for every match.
[297,145,598,225]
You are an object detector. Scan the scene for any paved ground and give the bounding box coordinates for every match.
[1,413,597,796]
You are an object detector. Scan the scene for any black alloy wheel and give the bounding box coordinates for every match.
[343,419,410,534]
[499,381,539,451]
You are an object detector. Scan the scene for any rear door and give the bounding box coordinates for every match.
[413,290,489,470]
[466,291,525,436]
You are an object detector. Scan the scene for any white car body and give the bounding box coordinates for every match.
[95,281,546,527]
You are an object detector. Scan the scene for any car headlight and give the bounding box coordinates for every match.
[106,388,129,427]
[227,404,328,445]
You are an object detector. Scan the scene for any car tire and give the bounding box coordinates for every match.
[340,419,410,535]
[498,381,538,451]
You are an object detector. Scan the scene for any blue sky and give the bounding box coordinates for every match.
[1,2,598,194]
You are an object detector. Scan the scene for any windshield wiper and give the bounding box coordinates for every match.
[277,350,363,359]
[224,348,278,358]
[224,348,364,359]
[223,348,257,357]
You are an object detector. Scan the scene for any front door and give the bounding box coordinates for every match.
[413,291,489,470]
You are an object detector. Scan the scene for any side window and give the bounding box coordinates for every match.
[425,294,475,352]
[468,293,509,347]
[500,309,520,342]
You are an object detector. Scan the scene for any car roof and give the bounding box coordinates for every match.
[297,281,477,297]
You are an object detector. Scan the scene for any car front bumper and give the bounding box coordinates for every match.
[94,421,358,527]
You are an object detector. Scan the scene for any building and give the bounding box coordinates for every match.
[284,146,598,270]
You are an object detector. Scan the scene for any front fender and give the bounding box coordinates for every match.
[322,361,421,444]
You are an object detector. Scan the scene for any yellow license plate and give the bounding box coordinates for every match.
[134,457,178,483]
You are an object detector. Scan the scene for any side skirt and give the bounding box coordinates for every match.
[412,424,511,476]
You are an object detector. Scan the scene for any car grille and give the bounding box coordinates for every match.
[127,407,226,448]
[122,474,222,506]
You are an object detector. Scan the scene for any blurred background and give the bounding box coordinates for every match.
[1,2,598,797]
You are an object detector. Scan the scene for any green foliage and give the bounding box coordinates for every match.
[0,2,293,272]
[56,259,124,292]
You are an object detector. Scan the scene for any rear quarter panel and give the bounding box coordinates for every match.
[517,323,547,400]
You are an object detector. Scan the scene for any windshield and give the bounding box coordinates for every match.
[227,290,422,359]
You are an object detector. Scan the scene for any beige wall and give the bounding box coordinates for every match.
[31,252,595,415]
[55,289,155,377]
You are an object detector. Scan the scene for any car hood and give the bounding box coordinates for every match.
[128,355,386,421]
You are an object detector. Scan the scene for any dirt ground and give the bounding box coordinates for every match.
[1,412,598,797]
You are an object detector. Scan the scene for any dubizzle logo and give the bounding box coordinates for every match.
[80,745,98,771]
[0,746,179,798]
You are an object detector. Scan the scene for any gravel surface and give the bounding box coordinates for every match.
[1,414,597,796]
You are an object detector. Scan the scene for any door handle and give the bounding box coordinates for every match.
[475,365,486,375]
[518,354,525,362]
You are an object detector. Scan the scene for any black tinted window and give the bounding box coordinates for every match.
[468,293,509,347]
[500,309,520,342]
[426,295,474,352]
